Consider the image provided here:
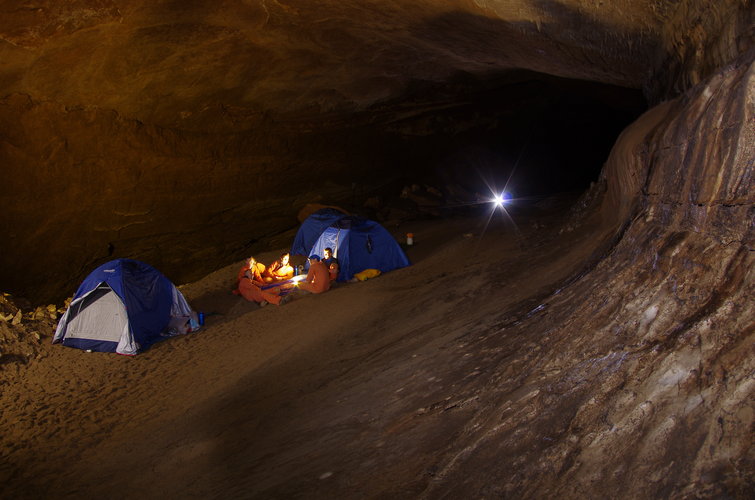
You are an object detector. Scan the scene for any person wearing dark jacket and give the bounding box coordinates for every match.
[322,247,339,268]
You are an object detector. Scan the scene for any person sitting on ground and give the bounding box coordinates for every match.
[238,273,290,306]
[322,247,339,269]
[262,252,294,283]
[233,256,290,306]
[328,261,339,282]
[234,256,265,292]
[297,255,331,294]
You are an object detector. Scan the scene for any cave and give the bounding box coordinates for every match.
[1,70,649,304]
[0,1,752,498]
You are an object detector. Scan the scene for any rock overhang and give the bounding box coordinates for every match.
[0,0,665,128]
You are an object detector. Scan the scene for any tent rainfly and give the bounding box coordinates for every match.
[53,259,197,355]
[293,212,410,281]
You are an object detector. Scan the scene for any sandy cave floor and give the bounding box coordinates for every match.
[1,197,619,498]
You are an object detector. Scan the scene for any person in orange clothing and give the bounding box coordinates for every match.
[297,255,331,294]
[328,261,339,282]
[232,256,289,306]
[237,274,288,306]
[234,256,265,288]
[262,252,294,283]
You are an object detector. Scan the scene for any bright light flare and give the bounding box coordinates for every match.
[491,191,511,207]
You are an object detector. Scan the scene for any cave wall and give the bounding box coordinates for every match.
[601,52,753,240]
[647,0,754,102]
[595,0,753,257]
[601,0,752,227]
[560,57,754,494]
[525,5,753,494]
[0,0,670,302]
[0,0,751,309]
[425,5,753,496]
[0,1,752,496]
[0,94,404,301]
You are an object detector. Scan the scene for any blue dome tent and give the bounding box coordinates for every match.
[290,208,349,257]
[294,214,410,282]
[53,259,196,355]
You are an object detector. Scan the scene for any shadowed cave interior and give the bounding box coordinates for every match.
[3,74,648,304]
[363,76,647,200]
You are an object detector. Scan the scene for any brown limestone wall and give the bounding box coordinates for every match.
[596,0,753,249]
[0,0,667,302]
[0,0,750,310]
[554,16,754,494]
[0,94,365,302]
[438,6,754,494]
[641,54,753,244]
[421,45,754,500]
[600,50,753,243]
[647,0,754,102]
[566,53,753,498]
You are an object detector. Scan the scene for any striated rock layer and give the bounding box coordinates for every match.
[427,49,754,498]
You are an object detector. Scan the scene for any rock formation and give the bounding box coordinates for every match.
[1,0,726,303]
[0,0,752,497]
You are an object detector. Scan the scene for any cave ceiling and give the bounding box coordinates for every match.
[0,0,668,131]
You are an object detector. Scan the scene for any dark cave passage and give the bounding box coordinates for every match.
[359,76,648,206]
[0,75,648,305]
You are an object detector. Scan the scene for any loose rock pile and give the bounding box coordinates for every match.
[0,293,66,373]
